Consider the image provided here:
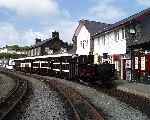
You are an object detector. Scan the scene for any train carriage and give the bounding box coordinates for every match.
[53,59,61,77]
[32,60,40,74]
[13,53,115,86]
[61,55,72,79]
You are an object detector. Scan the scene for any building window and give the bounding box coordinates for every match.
[86,40,88,46]
[37,47,41,56]
[122,28,125,39]
[115,30,119,42]
[45,47,49,55]
[97,38,100,45]
[102,35,105,45]
[80,40,88,49]
[34,48,36,56]
[83,40,85,49]
[80,41,82,47]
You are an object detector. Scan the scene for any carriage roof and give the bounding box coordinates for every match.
[14,53,73,61]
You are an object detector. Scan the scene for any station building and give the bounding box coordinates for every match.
[73,8,150,82]
[93,8,150,82]
[72,20,109,55]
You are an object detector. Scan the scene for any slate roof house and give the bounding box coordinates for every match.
[27,31,70,57]
[92,8,150,81]
[72,20,110,55]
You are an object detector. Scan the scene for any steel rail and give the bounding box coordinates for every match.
[97,87,150,118]
[0,70,28,120]
[26,74,105,120]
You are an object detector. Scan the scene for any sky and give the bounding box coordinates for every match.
[0,0,149,47]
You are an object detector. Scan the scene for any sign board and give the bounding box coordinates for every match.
[126,60,131,68]
[141,57,145,70]
[135,57,138,69]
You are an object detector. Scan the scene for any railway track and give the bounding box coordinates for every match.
[11,71,105,120]
[97,87,150,118]
[68,78,150,118]
[28,74,149,120]
[45,79,104,120]
[73,80,150,118]
[5,70,150,120]
[0,71,27,120]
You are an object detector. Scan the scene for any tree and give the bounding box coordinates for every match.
[0,53,27,59]
[6,45,31,51]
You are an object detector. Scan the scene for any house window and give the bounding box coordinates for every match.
[98,38,100,45]
[122,28,125,39]
[83,40,86,49]
[86,40,88,46]
[80,41,82,47]
[45,47,49,55]
[115,30,119,42]
[102,35,105,45]
[80,40,88,49]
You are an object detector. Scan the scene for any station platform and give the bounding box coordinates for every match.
[115,80,150,99]
[0,73,16,101]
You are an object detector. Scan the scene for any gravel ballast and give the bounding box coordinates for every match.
[41,76,149,120]
[0,73,16,99]
[5,75,74,120]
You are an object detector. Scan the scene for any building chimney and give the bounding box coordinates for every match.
[35,38,41,44]
[52,31,59,39]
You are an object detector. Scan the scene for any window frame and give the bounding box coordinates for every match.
[115,30,119,42]
[102,35,105,45]
[122,28,126,39]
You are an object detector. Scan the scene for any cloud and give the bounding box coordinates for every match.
[0,0,59,17]
[0,23,38,47]
[0,20,77,47]
[53,20,78,43]
[0,0,77,47]
[136,0,150,6]
[89,0,127,23]
[39,20,78,43]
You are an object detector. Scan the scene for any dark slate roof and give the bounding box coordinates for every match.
[93,8,150,37]
[79,20,110,35]
[31,37,68,50]
[32,39,51,48]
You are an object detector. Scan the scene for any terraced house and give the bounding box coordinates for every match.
[92,8,150,81]
[72,20,109,55]
[27,31,70,57]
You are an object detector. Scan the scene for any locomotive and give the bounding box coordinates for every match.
[13,53,115,86]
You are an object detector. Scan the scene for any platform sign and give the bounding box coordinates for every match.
[141,57,145,70]
[135,57,138,69]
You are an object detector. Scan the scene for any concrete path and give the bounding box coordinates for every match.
[0,73,16,100]
[115,80,150,99]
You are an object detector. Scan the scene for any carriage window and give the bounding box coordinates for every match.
[25,64,29,67]
[33,63,39,67]
[41,63,49,67]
